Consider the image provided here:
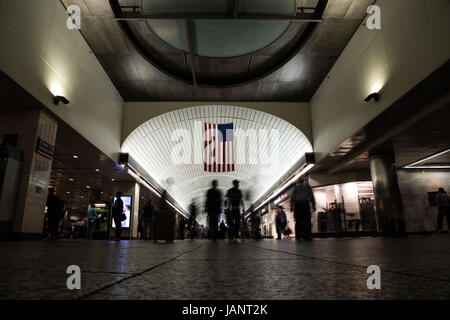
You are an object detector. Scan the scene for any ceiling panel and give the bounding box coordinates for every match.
[60,0,370,101]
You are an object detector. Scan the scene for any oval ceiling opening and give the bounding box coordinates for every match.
[144,0,295,58]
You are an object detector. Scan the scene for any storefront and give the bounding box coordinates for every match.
[270,190,296,239]
[312,181,378,234]
[257,181,378,238]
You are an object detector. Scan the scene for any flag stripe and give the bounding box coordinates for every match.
[204,122,234,172]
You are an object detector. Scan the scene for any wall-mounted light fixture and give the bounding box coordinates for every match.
[53,95,70,105]
[364,92,380,102]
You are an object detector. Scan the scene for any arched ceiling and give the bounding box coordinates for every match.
[121,105,312,213]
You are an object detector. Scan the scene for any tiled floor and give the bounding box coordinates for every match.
[1,235,449,300]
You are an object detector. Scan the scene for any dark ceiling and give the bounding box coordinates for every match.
[311,61,450,174]
[61,0,373,101]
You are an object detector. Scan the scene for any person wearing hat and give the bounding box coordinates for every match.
[225,180,244,242]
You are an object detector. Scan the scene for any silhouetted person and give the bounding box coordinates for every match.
[436,188,450,233]
[112,192,124,241]
[86,203,98,240]
[226,180,244,242]
[154,190,175,243]
[46,187,62,240]
[142,199,154,240]
[188,200,197,239]
[251,212,261,240]
[179,217,186,240]
[274,205,287,240]
[219,220,227,239]
[205,180,222,240]
[291,178,316,241]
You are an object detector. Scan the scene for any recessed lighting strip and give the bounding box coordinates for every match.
[403,148,450,169]
[126,164,188,218]
[247,163,315,218]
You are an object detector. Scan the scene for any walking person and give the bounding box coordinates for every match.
[86,203,98,240]
[274,205,287,240]
[112,192,124,241]
[290,178,316,241]
[179,217,186,240]
[46,187,62,240]
[205,180,222,241]
[226,180,244,242]
[142,199,154,240]
[188,200,197,239]
[251,212,261,240]
[436,188,450,234]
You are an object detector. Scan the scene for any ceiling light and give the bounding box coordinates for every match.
[66,191,70,194]
[53,95,70,105]
[364,92,380,102]
[111,178,115,181]
[95,169,100,172]
[73,155,79,159]
[86,186,90,188]
[69,178,74,181]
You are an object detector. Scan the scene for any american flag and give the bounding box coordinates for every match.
[204,123,235,172]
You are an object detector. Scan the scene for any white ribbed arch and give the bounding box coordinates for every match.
[122,105,312,221]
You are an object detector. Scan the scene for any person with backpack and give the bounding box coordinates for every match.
[112,192,124,241]
[142,199,154,240]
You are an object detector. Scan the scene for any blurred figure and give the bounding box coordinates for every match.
[241,217,250,239]
[226,180,244,242]
[291,178,316,241]
[188,200,197,239]
[179,217,186,240]
[112,192,124,241]
[274,205,287,240]
[46,187,62,240]
[86,203,98,240]
[219,220,227,239]
[142,199,154,240]
[137,215,143,239]
[436,188,450,234]
[251,211,261,240]
[153,190,175,243]
[205,180,222,241]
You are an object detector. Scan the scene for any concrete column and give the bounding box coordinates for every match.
[0,110,58,239]
[369,153,406,235]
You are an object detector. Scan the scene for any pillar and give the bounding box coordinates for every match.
[0,110,58,239]
[369,152,407,235]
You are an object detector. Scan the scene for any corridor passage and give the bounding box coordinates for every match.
[1,236,449,300]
